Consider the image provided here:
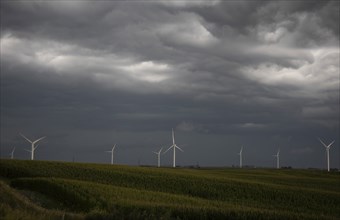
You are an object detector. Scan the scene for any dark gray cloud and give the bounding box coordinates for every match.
[1,0,339,168]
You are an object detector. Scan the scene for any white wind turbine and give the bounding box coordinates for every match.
[318,138,335,172]
[20,133,46,160]
[273,148,280,169]
[164,129,183,168]
[152,147,163,167]
[238,146,243,168]
[106,144,116,165]
[10,147,15,159]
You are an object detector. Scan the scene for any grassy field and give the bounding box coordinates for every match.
[0,159,339,219]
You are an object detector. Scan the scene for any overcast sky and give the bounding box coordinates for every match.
[1,0,339,169]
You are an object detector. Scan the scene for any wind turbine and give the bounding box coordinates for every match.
[273,148,280,169]
[106,144,116,165]
[318,138,335,172]
[164,128,183,168]
[238,146,243,168]
[10,147,15,159]
[152,147,163,167]
[20,133,46,160]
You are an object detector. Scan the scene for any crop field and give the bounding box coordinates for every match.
[0,159,339,219]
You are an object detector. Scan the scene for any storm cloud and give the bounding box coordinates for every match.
[1,0,339,168]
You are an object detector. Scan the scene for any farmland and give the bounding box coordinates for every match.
[0,159,339,219]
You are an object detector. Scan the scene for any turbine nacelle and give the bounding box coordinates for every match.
[318,138,335,172]
[106,144,116,153]
[273,148,280,169]
[273,148,280,157]
[318,138,335,150]
[153,147,163,155]
[106,144,116,165]
[20,133,46,145]
[163,129,184,167]
[238,146,243,168]
[10,147,16,159]
[164,144,184,154]
[238,146,243,155]
[20,133,46,160]
[153,147,163,167]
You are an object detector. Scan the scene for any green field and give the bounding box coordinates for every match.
[0,159,339,219]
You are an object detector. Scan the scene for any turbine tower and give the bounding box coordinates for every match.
[318,138,335,172]
[153,147,163,167]
[273,148,280,169]
[10,147,15,159]
[106,144,116,165]
[238,146,243,168]
[164,129,183,168]
[20,133,46,160]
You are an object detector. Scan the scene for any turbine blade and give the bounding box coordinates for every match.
[20,133,32,143]
[175,145,184,152]
[34,144,39,150]
[172,128,175,145]
[318,138,327,148]
[24,149,32,153]
[163,145,173,154]
[33,136,46,144]
[112,144,116,151]
[327,140,335,148]
[158,147,163,154]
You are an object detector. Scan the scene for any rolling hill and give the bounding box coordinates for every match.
[0,159,339,219]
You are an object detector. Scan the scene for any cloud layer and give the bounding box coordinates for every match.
[1,0,339,168]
